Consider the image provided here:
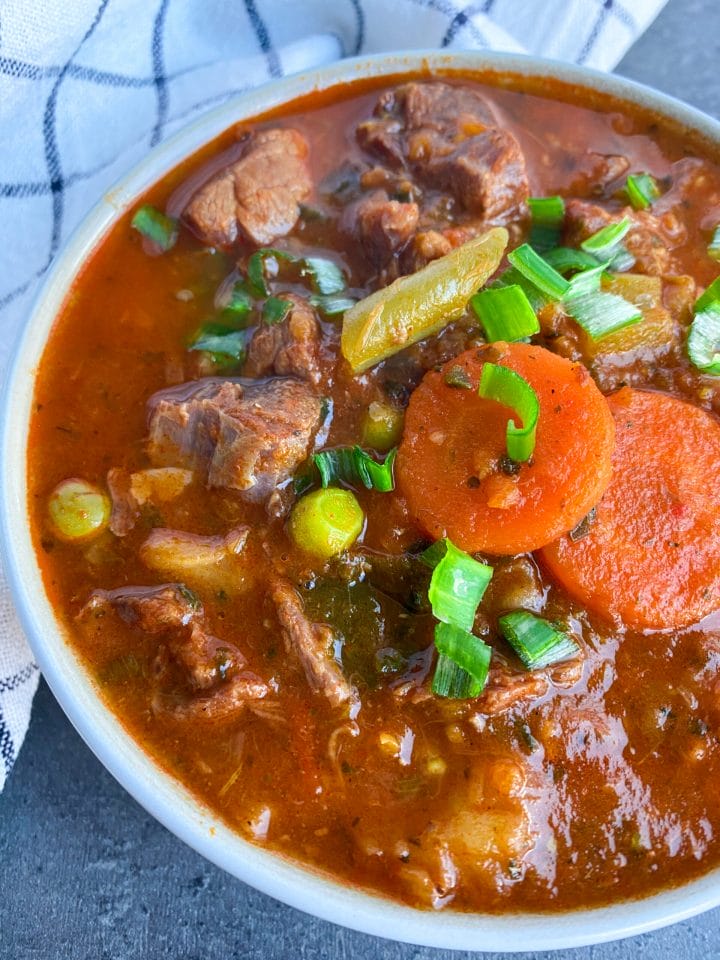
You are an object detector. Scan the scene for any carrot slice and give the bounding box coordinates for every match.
[540,388,720,630]
[397,343,615,554]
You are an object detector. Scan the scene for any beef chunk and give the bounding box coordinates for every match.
[147,377,322,502]
[342,190,419,267]
[424,129,529,222]
[481,655,584,715]
[244,294,323,385]
[81,583,267,720]
[564,199,686,275]
[357,82,528,224]
[107,467,140,538]
[270,577,356,708]
[183,128,312,248]
[83,583,199,633]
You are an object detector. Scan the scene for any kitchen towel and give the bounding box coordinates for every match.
[0,0,668,790]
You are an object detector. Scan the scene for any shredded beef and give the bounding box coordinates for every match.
[270,577,356,708]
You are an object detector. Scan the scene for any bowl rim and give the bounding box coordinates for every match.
[4,48,720,952]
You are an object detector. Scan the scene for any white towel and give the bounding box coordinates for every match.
[0,0,668,790]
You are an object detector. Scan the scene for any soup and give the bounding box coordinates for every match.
[27,70,720,913]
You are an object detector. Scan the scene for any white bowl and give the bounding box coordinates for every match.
[3,50,720,952]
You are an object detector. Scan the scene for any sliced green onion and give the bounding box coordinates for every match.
[309,293,356,316]
[427,539,493,632]
[301,257,346,295]
[444,364,473,390]
[564,261,607,298]
[543,246,602,275]
[687,303,720,375]
[625,173,660,211]
[247,247,296,297]
[498,611,580,670]
[580,221,635,271]
[189,325,251,361]
[507,244,569,301]
[471,285,540,342]
[491,267,552,312]
[313,446,397,493]
[225,282,253,317]
[478,362,539,463]
[262,296,292,325]
[131,204,178,252]
[528,196,565,252]
[694,276,720,313]
[431,623,492,698]
[565,291,642,341]
[420,539,449,570]
[708,227,720,262]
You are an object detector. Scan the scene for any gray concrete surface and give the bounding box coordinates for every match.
[3,1,720,956]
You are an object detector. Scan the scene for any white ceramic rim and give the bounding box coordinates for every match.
[4,50,720,953]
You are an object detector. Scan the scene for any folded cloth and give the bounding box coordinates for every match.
[0,0,667,790]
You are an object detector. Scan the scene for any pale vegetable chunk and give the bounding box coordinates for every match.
[341,228,508,372]
[288,488,364,560]
[48,478,111,542]
[579,273,674,358]
[139,525,250,594]
[129,467,194,504]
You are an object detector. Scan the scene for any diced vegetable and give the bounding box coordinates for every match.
[427,539,493,632]
[564,262,606,298]
[288,488,364,560]
[225,282,253,317]
[625,173,660,210]
[140,526,250,594]
[471,285,540,342]
[694,276,720,313]
[577,274,673,358]
[48,478,111,541]
[432,624,492,697]
[313,446,397,492]
[478,362,539,463]
[262,296,292,325]
[528,195,565,252]
[491,266,552,312]
[129,467,193,504]
[507,244,569,300]
[444,365,473,389]
[131,204,178,252]
[498,611,580,670]
[341,228,508,373]
[361,402,404,451]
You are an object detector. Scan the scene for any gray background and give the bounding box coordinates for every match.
[2,1,719,956]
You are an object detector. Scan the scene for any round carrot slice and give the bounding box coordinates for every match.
[397,342,615,554]
[540,388,720,630]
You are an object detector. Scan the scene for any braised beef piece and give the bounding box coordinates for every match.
[563,198,685,275]
[147,377,322,502]
[106,467,140,538]
[482,655,584,714]
[81,584,268,719]
[183,128,312,248]
[342,190,420,266]
[244,294,324,385]
[357,82,529,225]
[83,583,198,632]
[270,577,356,708]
